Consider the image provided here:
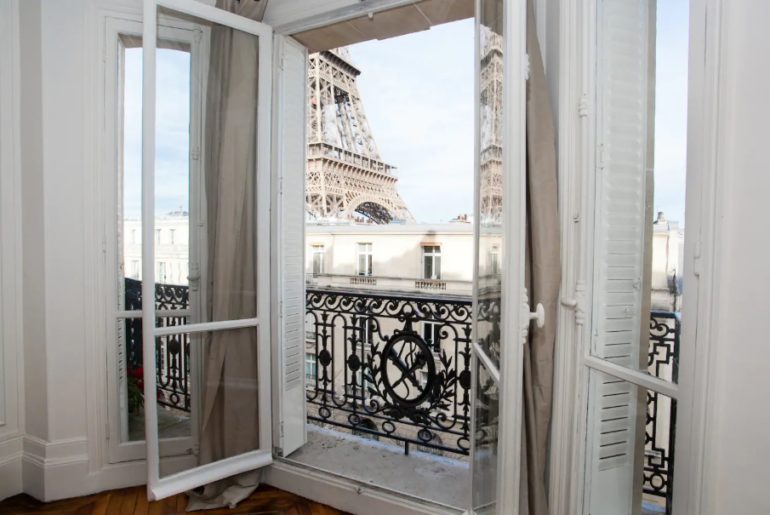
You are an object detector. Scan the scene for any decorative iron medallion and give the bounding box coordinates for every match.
[380,333,436,408]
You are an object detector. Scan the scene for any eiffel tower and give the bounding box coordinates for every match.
[479,27,503,224]
[306,49,414,224]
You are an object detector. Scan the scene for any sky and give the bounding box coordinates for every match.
[123,2,689,226]
[123,48,191,219]
[652,0,690,225]
[348,19,475,223]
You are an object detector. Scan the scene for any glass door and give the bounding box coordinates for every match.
[470,0,528,512]
[141,0,273,499]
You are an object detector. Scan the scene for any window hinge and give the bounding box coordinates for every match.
[693,239,703,277]
[191,146,200,161]
[578,94,590,117]
[105,422,110,440]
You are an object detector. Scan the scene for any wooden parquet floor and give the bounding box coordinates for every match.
[0,485,349,515]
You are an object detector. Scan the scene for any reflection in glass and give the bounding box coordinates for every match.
[476,0,504,369]
[584,370,677,515]
[473,1,504,511]
[156,328,260,479]
[119,40,194,442]
[472,360,499,513]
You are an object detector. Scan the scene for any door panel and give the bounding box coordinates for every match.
[141,0,272,499]
[470,0,527,512]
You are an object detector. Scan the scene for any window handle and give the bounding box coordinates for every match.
[528,303,545,329]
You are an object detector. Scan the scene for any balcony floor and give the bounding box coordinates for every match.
[285,424,470,510]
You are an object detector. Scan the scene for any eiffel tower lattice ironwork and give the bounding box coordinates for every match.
[479,27,503,224]
[306,49,414,224]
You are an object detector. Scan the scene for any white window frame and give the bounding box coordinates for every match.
[422,244,442,280]
[263,2,530,514]
[304,352,317,383]
[140,0,273,499]
[422,321,442,351]
[356,242,373,276]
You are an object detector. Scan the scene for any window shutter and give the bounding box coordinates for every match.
[586,0,652,513]
[273,35,307,456]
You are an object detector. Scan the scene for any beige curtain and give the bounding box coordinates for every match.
[519,0,560,514]
[187,0,267,510]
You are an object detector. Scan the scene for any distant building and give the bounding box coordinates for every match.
[650,211,685,312]
[123,211,190,285]
[305,222,474,296]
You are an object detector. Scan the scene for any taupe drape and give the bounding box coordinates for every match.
[519,0,560,514]
[187,0,267,510]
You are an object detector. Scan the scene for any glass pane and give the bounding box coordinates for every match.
[476,0,504,369]
[119,38,194,443]
[584,370,676,515]
[148,6,261,325]
[472,360,499,513]
[590,0,688,384]
[156,327,260,479]
[121,311,193,442]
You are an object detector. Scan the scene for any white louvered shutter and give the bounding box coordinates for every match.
[586,1,652,513]
[273,35,307,456]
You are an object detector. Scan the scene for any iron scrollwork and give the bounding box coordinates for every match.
[124,278,191,413]
[644,311,680,514]
[306,288,474,455]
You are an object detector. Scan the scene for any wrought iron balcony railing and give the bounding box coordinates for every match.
[124,278,191,413]
[644,310,680,514]
[305,287,474,455]
[123,279,678,508]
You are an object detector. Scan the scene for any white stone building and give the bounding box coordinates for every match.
[305,221,474,295]
[123,212,190,285]
[650,212,685,312]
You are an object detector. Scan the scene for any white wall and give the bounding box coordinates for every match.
[7,0,154,501]
[699,1,770,513]
[0,0,24,500]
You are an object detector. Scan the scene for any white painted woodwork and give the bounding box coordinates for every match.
[584,1,651,513]
[141,0,273,499]
[272,34,308,457]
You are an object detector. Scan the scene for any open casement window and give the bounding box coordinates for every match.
[470,0,529,513]
[582,1,679,513]
[141,0,274,499]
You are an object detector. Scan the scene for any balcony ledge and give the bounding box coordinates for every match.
[284,424,469,509]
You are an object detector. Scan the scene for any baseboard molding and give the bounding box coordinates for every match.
[0,436,23,501]
[19,434,196,502]
[264,459,461,515]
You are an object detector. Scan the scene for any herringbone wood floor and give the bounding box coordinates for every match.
[0,485,349,515]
